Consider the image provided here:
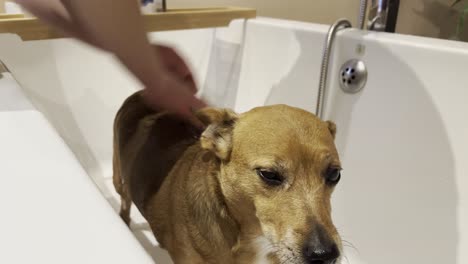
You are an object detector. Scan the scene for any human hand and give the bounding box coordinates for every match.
[142,45,207,127]
[16,1,206,126]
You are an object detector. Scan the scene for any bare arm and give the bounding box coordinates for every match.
[60,0,165,89]
[16,0,206,125]
[14,0,100,47]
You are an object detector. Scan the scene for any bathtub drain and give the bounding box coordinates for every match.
[339,59,367,94]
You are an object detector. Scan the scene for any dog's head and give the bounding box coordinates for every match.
[197,105,342,264]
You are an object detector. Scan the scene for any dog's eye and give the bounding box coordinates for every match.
[325,167,341,184]
[256,169,283,186]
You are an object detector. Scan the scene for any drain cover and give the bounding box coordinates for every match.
[339,59,367,93]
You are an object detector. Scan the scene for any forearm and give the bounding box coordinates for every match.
[61,0,164,88]
[17,0,163,88]
[16,0,205,122]
[14,0,100,47]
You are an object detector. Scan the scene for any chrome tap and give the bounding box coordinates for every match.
[359,0,399,32]
[368,0,389,31]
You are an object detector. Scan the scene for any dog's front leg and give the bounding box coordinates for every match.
[118,185,132,225]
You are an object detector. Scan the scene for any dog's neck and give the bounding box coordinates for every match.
[184,148,241,260]
[175,145,267,262]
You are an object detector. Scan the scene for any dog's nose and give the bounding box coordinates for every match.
[303,225,340,264]
[303,244,339,264]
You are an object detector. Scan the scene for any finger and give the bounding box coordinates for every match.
[177,98,207,129]
[152,44,197,94]
[183,74,197,94]
[183,111,205,130]
[141,67,208,124]
[190,96,208,111]
[153,45,191,77]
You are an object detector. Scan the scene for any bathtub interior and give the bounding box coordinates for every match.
[1,17,468,264]
[0,73,154,263]
[325,31,468,264]
[0,21,247,263]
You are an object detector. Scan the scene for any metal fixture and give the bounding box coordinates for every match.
[358,0,369,30]
[358,0,399,32]
[316,19,352,119]
[141,0,166,12]
[317,0,402,118]
[339,59,367,94]
[0,60,10,79]
[368,0,389,31]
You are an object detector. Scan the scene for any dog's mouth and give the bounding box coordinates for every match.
[273,249,341,264]
[269,245,305,264]
[257,230,341,264]
[255,236,305,264]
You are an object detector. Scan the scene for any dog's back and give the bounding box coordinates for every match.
[113,91,198,219]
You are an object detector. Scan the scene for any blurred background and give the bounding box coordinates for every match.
[167,0,468,41]
[1,0,466,41]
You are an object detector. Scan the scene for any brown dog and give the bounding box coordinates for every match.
[113,91,343,264]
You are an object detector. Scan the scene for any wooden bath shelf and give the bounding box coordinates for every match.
[0,7,256,41]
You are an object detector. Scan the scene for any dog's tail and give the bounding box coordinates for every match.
[112,91,154,224]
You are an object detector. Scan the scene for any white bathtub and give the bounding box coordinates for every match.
[1,17,467,264]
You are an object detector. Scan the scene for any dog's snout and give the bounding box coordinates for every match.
[303,244,339,264]
[303,225,340,264]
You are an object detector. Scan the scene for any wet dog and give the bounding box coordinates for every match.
[113,91,342,264]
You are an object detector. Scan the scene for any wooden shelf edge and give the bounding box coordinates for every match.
[0,7,256,41]
[0,14,25,19]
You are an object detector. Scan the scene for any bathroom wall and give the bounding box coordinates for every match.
[0,0,466,41]
[171,0,467,41]
[172,0,361,25]
[397,0,468,41]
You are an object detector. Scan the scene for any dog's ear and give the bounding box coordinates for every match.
[195,107,238,160]
[325,121,337,139]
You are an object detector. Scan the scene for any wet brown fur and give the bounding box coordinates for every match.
[113,91,342,264]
